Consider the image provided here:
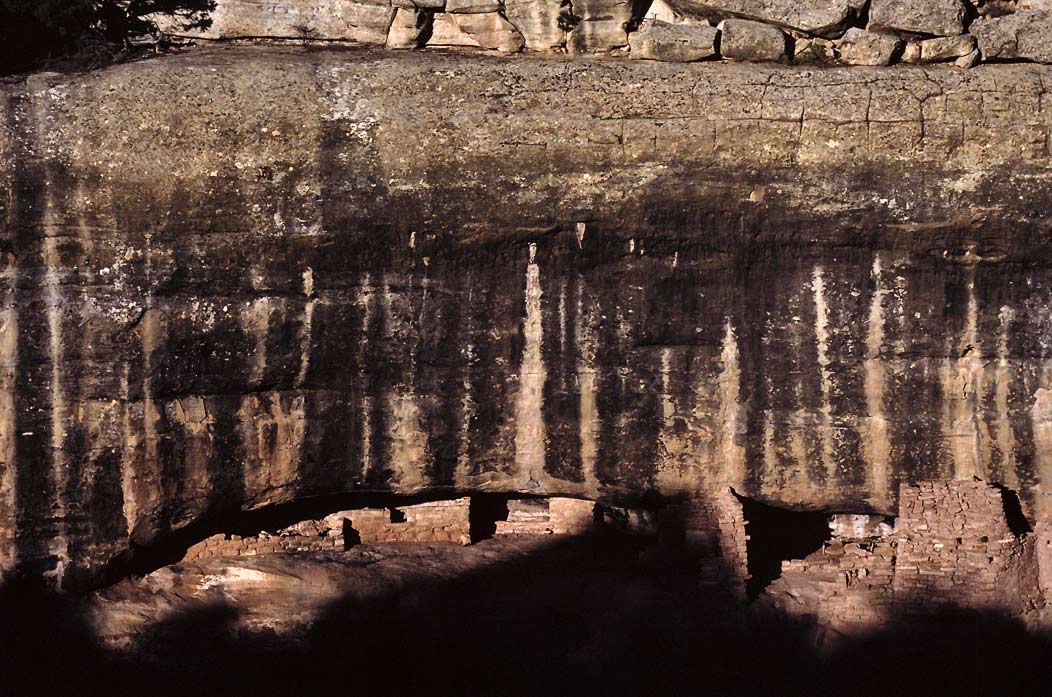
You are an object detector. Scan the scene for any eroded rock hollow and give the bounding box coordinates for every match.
[4,43,1052,594]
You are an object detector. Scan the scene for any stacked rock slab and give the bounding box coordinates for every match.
[152,0,1052,66]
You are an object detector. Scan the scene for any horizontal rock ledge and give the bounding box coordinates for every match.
[3,47,1052,588]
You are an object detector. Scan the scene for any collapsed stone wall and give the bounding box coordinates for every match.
[156,0,1052,66]
[763,481,1046,640]
[495,497,596,534]
[183,497,473,562]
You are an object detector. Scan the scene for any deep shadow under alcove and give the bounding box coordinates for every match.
[736,494,832,599]
[2,531,1051,697]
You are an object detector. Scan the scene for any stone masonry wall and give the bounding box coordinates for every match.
[764,481,1046,640]
[495,497,596,535]
[663,490,749,600]
[893,481,1039,617]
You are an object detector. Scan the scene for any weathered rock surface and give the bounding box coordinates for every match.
[153,0,397,43]
[628,19,717,62]
[566,0,632,53]
[503,0,567,50]
[868,0,966,37]
[972,10,1052,63]
[450,11,526,51]
[835,27,901,66]
[5,47,1052,587]
[718,18,787,61]
[428,12,484,46]
[919,34,976,62]
[386,8,433,49]
[675,0,861,36]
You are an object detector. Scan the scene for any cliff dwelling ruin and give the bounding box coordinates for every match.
[3,0,1052,694]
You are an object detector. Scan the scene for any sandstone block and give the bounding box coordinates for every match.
[503,0,567,50]
[153,0,397,44]
[644,0,713,24]
[674,0,862,36]
[835,28,900,66]
[629,19,718,61]
[920,34,975,62]
[446,0,503,11]
[868,0,966,37]
[718,19,788,62]
[451,12,527,52]
[972,11,1052,64]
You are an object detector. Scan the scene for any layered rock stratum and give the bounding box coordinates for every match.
[4,46,1052,587]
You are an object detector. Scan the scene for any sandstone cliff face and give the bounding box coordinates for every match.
[3,47,1052,587]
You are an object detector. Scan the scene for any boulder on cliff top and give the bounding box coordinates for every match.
[718,18,788,62]
[972,10,1052,64]
[503,0,567,51]
[868,0,966,37]
[835,28,901,66]
[629,19,718,62]
[674,0,863,37]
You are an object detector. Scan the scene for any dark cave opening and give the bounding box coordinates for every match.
[736,495,832,600]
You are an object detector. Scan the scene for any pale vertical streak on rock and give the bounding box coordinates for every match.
[0,295,17,579]
[295,267,315,388]
[245,297,271,387]
[576,279,599,492]
[138,292,164,534]
[655,347,681,490]
[863,254,890,510]
[454,277,477,484]
[360,275,374,481]
[812,265,837,488]
[43,234,69,587]
[515,243,546,479]
[946,273,982,481]
[119,365,136,536]
[718,320,746,490]
[993,306,1019,491]
[386,277,427,491]
[1030,383,1052,521]
[762,410,777,495]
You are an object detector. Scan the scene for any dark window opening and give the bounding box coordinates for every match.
[469,494,510,543]
[343,520,361,550]
[736,495,831,600]
[389,508,407,524]
[995,484,1032,537]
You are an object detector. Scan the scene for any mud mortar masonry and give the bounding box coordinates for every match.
[7,37,1052,592]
